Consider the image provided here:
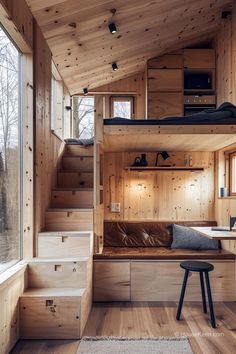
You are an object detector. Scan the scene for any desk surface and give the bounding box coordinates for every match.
[191,227,236,240]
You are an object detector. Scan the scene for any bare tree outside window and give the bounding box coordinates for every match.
[111,96,134,118]
[73,96,94,139]
[0,27,21,273]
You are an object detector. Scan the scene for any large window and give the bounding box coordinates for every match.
[0,26,22,273]
[73,96,94,139]
[111,96,134,118]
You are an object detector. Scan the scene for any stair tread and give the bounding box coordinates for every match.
[46,208,93,212]
[62,155,93,158]
[39,231,92,236]
[28,257,89,263]
[21,287,86,297]
[52,188,93,191]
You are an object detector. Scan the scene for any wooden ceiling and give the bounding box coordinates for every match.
[26,0,232,94]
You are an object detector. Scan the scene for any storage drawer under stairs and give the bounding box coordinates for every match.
[51,189,93,208]
[45,209,93,231]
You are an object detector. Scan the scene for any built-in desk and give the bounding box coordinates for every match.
[191,227,236,240]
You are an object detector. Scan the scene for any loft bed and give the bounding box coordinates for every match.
[102,102,236,152]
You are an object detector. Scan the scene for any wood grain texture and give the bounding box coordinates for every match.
[45,209,93,231]
[94,261,131,301]
[103,151,215,221]
[183,49,215,68]
[148,69,183,92]
[25,0,232,93]
[148,92,183,118]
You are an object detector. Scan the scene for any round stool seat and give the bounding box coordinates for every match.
[180,261,214,272]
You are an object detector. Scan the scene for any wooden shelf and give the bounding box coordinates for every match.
[125,166,204,171]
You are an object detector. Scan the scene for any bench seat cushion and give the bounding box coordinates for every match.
[94,247,235,260]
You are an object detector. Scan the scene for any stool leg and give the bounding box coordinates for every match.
[205,271,216,328]
[176,270,189,320]
[199,272,207,314]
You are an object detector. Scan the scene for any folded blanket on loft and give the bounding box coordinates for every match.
[64,137,94,146]
[105,102,236,124]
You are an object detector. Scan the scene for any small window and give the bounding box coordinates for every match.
[72,96,94,139]
[111,96,134,118]
[51,64,64,139]
[230,152,236,195]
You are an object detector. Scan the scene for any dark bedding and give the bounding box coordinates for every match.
[104,102,236,125]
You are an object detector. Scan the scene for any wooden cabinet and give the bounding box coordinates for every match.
[93,261,131,301]
[148,54,183,69]
[184,49,215,69]
[148,92,183,118]
[148,69,183,92]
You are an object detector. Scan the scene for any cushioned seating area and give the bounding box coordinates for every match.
[94,246,235,260]
[94,220,235,260]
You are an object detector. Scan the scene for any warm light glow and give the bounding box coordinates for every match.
[137,183,143,191]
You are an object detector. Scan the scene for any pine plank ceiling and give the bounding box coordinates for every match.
[26,0,233,94]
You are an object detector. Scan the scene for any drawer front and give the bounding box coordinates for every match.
[131,261,235,301]
[148,92,183,118]
[94,261,130,301]
[148,54,183,69]
[20,296,81,339]
[184,49,215,69]
[38,235,91,258]
[148,69,183,92]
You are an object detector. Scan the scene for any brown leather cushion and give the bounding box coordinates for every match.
[94,247,235,260]
[104,220,217,247]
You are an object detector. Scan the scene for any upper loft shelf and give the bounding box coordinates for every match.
[125,166,204,172]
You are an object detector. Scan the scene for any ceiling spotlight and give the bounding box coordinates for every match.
[112,62,118,71]
[83,87,88,95]
[109,23,117,34]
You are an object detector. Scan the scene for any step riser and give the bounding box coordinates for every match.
[27,260,90,288]
[62,157,93,171]
[51,191,93,208]
[38,235,91,258]
[65,145,93,156]
[45,211,93,231]
[57,172,93,188]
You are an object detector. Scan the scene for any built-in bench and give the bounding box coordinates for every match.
[93,221,236,302]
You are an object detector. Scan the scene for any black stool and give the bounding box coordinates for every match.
[176,261,216,328]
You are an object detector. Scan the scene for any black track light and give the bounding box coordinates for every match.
[83,87,88,95]
[112,62,118,71]
[109,23,117,34]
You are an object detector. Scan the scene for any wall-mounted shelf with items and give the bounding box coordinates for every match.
[125,166,204,172]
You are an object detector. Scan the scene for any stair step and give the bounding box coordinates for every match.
[20,287,84,339]
[57,171,93,188]
[62,156,93,171]
[27,258,90,288]
[51,190,93,208]
[65,144,93,156]
[38,231,92,258]
[45,209,93,231]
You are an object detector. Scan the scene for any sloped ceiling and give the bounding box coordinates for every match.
[26,0,232,94]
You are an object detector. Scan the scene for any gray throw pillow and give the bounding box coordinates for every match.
[171,224,219,250]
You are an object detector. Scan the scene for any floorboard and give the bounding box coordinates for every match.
[11,302,236,354]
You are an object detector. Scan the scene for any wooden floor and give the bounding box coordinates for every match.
[11,302,236,354]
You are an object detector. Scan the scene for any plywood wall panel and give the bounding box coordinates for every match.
[104,152,214,221]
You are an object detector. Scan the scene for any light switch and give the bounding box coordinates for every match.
[111,202,121,213]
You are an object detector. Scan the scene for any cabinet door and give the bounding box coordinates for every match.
[148,92,183,118]
[148,54,183,69]
[148,69,183,92]
[93,261,130,301]
[184,49,215,69]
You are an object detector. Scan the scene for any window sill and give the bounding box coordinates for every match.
[0,261,27,290]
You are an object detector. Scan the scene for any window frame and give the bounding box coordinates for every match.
[0,24,23,272]
[229,151,236,196]
[110,96,134,119]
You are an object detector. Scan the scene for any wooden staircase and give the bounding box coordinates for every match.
[20,144,94,339]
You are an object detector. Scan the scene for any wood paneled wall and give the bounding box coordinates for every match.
[91,72,146,118]
[215,2,236,254]
[34,22,65,239]
[104,152,215,221]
